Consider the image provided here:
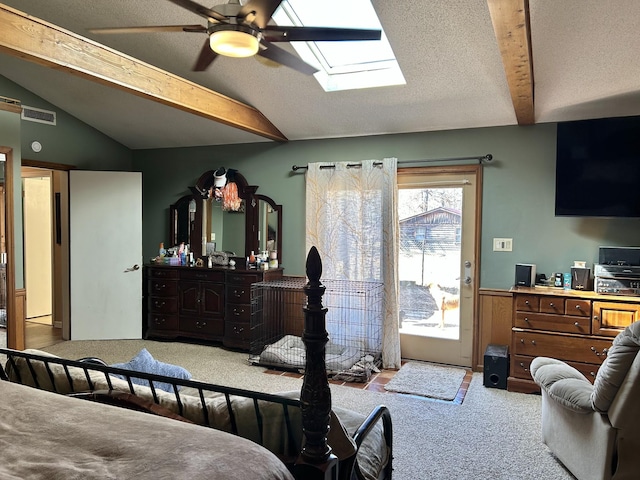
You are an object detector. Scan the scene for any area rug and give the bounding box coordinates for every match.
[384,361,467,400]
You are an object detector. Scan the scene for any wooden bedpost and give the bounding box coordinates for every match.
[295,246,338,479]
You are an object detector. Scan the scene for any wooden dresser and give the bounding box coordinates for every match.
[508,286,640,392]
[145,264,283,350]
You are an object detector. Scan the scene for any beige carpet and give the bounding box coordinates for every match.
[31,339,575,479]
[384,361,467,400]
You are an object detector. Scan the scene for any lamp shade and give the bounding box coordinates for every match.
[210,26,260,58]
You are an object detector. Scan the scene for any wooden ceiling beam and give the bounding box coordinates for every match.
[487,0,535,125]
[0,3,287,142]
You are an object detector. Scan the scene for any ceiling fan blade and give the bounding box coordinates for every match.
[193,39,219,71]
[167,0,228,22]
[257,41,318,75]
[238,0,283,29]
[262,26,382,42]
[88,25,207,35]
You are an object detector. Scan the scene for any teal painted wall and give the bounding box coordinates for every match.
[1,76,132,170]
[1,75,133,289]
[6,72,639,290]
[133,124,640,286]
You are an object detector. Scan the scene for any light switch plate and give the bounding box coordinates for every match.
[493,238,513,252]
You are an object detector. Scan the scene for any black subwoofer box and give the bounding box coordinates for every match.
[483,344,509,390]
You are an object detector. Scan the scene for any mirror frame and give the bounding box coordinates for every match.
[170,171,282,261]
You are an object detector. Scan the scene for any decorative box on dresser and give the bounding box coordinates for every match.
[508,286,640,393]
[145,265,283,350]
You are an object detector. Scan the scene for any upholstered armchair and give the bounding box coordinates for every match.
[530,321,640,480]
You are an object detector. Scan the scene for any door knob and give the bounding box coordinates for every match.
[124,264,140,272]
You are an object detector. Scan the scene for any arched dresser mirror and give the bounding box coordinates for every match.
[169,170,282,261]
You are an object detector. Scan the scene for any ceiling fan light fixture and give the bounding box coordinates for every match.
[209,25,260,58]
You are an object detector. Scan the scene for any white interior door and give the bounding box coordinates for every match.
[70,170,142,340]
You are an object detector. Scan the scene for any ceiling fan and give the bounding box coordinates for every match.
[89,0,382,75]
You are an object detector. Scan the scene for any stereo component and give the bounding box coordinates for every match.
[595,263,640,296]
[599,246,640,266]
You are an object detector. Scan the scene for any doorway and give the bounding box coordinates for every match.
[21,165,67,348]
[397,166,481,367]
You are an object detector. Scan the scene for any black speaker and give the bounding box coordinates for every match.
[484,344,509,390]
[515,263,536,287]
[571,267,591,290]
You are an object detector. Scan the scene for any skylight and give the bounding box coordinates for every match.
[272,0,405,92]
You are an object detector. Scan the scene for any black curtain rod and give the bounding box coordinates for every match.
[291,154,493,171]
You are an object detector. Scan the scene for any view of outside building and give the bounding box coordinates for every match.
[398,187,462,339]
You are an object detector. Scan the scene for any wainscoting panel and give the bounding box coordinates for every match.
[475,288,512,371]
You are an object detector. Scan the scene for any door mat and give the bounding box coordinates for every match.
[384,361,467,400]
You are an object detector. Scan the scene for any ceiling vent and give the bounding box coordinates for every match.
[21,105,57,126]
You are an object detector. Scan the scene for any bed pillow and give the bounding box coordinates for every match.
[111,348,192,393]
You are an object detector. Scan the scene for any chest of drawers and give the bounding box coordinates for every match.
[145,265,282,349]
[508,287,639,392]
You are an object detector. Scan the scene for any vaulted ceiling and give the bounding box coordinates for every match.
[1,0,639,149]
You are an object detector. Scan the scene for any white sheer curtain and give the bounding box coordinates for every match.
[305,158,401,369]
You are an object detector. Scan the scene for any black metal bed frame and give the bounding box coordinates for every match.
[0,248,392,480]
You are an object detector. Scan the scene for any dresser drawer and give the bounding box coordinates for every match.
[565,299,591,317]
[226,303,251,322]
[226,320,250,341]
[148,296,178,314]
[513,331,612,364]
[180,269,225,282]
[148,278,178,296]
[226,284,252,304]
[226,272,260,286]
[224,320,251,349]
[539,297,565,314]
[514,312,590,334]
[148,268,179,279]
[180,316,224,337]
[511,354,533,380]
[147,314,178,331]
[516,295,539,312]
[511,354,599,383]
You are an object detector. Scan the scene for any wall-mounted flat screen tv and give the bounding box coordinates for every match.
[555,115,640,217]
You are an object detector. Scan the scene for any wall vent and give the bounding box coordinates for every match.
[21,105,57,126]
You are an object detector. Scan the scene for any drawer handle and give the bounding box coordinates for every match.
[549,302,554,307]
[531,340,536,345]
[233,308,245,316]
[154,301,165,308]
[574,322,580,327]
[154,318,166,325]
[524,317,530,323]
[575,305,582,310]
[590,372,595,377]
[154,284,165,290]
[195,321,207,329]
[524,300,530,305]
[234,289,245,297]
[518,362,529,372]
[520,339,524,344]
[233,325,245,334]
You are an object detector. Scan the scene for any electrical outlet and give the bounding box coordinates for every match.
[493,238,513,252]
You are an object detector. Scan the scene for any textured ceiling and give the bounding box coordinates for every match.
[1,0,639,149]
